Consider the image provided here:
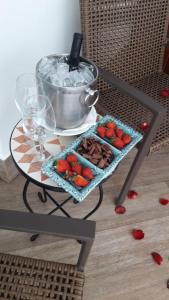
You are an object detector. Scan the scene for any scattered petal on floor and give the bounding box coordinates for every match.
[115,205,126,214]
[160,88,169,97]
[132,229,144,240]
[159,198,169,205]
[127,190,138,200]
[140,122,150,132]
[151,252,163,265]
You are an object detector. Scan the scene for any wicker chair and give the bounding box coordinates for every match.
[0,209,95,300]
[80,0,169,205]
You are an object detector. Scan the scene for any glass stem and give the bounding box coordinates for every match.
[35,140,45,160]
[39,141,45,159]
[34,126,46,160]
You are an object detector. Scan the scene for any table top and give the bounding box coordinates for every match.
[10,121,78,189]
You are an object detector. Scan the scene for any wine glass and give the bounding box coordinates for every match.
[15,73,39,114]
[15,73,56,160]
[23,94,56,160]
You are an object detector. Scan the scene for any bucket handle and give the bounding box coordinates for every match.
[84,88,99,108]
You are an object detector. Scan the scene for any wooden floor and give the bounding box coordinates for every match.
[0,147,169,300]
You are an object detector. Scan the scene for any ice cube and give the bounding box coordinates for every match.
[38,56,95,88]
[49,74,61,86]
[58,56,68,64]
[69,69,87,87]
[56,63,69,76]
[79,63,94,83]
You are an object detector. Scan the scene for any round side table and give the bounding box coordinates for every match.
[10,121,103,241]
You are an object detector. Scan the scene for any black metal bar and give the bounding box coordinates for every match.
[22,180,103,244]
[99,67,166,206]
[30,194,73,241]
[115,113,162,205]
[45,190,71,218]
[48,195,73,215]
[29,185,103,242]
[23,179,34,213]
[83,184,103,220]
[38,188,48,203]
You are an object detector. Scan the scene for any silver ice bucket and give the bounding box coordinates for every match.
[36,54,99,129]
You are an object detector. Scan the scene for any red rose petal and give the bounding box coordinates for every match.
[132,229,144,240]
[160,89,169,97]
[140,122,150,132]
[115,205,126,214]
[151,252,163,265]
[127,190,138,200]
[159,198,169,205]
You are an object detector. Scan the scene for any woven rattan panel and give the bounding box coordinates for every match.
[97,72,169,153]
[80,0,169,91]
[0,253,84,300]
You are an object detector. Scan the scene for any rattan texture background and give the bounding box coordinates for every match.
[80,0,169,153]
[0,253,84,300]
[80,0,169,87]
[97,72,169,153]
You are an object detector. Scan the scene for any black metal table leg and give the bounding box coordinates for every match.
[23,180,39,241]
[45,191,71,218]
[23,179,34,213]
[47,195,73,216]
[30,233,39,242]
[30,192,73,242]
[83,184,103,220]
[38,188,47,203]
[77,184,103,244]
[22,180,104,242]
[73,199,79,204]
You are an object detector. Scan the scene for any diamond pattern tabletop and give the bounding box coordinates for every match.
[10,121,76,187]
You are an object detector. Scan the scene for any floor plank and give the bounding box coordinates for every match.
[0,147,169,299]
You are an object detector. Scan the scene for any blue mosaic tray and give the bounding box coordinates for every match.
[42,115,143,202]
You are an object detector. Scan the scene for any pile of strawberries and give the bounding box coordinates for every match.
[53,153,94,188]
[97,120,132,150]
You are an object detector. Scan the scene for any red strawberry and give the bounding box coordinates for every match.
[55,159,71,173]
[116,128,124,139]
[71,162,82,175]
[73,175,89,187]
[123,134,132,145]
[112,137,124,149]
[97,126,106,138]
[106,121,116,129]
[82,167,94,180]
[66,154,78,163]
[106,128,115,138]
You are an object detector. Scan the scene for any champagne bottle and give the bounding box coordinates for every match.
[67,33,83,72]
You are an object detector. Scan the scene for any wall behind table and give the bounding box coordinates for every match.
[0,0,80,160]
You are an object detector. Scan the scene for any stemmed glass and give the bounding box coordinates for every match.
[15,73,39,113]
[15,73,56,160]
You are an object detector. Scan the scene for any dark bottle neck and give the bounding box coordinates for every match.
[68,33,83,71]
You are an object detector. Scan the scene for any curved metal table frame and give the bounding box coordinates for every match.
[23,178,103,241]
[10,122,104,241]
